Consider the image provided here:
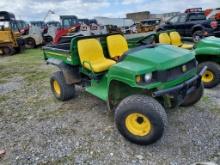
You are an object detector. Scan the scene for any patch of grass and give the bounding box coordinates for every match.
[0,49,54,89]
[24,71,50,84]
[210,106,220,115]
[201,95,210,103]
[0,79,8,84]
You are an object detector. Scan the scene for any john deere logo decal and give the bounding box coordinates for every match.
[182,65,187,72]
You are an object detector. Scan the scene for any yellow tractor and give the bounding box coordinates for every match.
[0,11,25,55]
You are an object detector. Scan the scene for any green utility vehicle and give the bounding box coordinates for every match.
[194,37,220,88]
[130,31,220,88]
[43,33,206,145]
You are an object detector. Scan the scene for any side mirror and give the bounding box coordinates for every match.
[165,21,171,24]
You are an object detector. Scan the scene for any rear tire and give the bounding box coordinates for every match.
[50,71,75,101]
[181,83,204,107]
[199,62,220,88]
[115,95,167,145]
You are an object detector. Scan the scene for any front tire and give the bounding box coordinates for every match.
[181,83,204,107]
[115,95,167,145]
[50,71,75,101]
[199,62,220,88]
[2,46,13,56]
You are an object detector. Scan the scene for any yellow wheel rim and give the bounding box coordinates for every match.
[125,113,152,136]
[53,80,61,96]
[202,70,215,83]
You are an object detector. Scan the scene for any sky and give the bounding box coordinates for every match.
[0,0,219,21]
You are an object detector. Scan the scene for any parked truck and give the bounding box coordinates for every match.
[157,8,220,42]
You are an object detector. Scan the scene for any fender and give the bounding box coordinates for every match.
[47,58,81,84]
[191,24,204,33]
[195,47,220,56]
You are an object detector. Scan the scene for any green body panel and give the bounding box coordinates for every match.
[195,36,220,55]
[43,34,197,102]
[86,76,108,100]
[70,39,81,65]
[43,50,71,63]
[86,68,196,101]
[195,36,220,63]
[107,45,195,89]
[86,45,195,101]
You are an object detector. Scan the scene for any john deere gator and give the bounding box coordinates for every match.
[43,33,206,145]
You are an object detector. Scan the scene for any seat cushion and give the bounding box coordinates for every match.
[159,33,171,44]
[84,59,116,73]
[107,34,128,59]
[180,44,193,50]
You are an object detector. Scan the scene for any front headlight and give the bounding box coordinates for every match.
[144,73,152,82]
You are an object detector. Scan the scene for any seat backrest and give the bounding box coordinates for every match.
[107,34,128,59]
[169,31,182,46]
[77,38,105,64]
[159,33,171,44]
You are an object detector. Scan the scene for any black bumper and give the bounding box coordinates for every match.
[152,66,207,100]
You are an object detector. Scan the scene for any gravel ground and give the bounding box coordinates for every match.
[0,49,219,165]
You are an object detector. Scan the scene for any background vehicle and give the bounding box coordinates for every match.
[121,26,132,34]
[195,36,220,88]
[46,21,61,28]
[43,33,205,145]
[0,11,25,55]
[30,21,47,34]
[16,20,29,35]
[53,15,80,44]
[157,8,220,42]
[17,20,44,48]
[54,15,122,44]
[30,21,52,43]
[45,21,62,42]
[206,8,220,33]
[136,22,154,33]
[141,18,161,31]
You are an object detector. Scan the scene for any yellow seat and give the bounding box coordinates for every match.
[159,33,171,44]
[169,32,193,50]
[77,38,116,73]
[107,34,128,60]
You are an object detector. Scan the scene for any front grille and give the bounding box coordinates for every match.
[153,59,197,82]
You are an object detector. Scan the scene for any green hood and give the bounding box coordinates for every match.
[115,45,195,74]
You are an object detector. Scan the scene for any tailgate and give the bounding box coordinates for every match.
[43,46,71,62]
